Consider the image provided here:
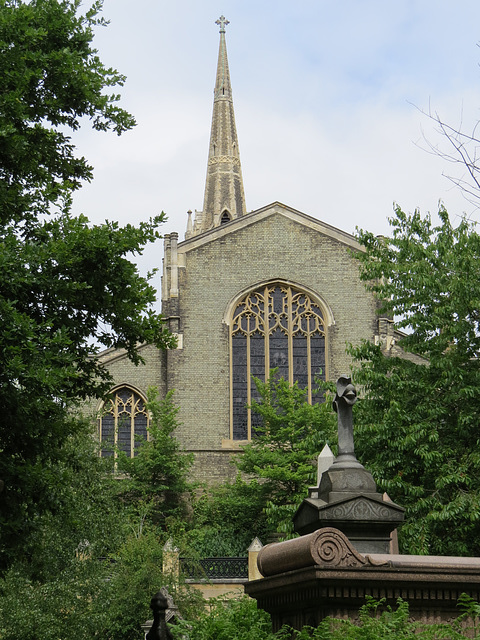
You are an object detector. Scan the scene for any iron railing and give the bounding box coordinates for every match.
[180,556,248,579]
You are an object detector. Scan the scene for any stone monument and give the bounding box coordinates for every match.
[293,375,404,553]
[245,376,480,632]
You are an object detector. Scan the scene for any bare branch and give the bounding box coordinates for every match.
[412,101,480,211]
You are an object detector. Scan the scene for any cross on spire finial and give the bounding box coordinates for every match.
[215,15,229,33]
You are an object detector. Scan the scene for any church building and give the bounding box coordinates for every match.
[93,17,393,484]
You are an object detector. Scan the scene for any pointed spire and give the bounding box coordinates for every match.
[213,15,232,102]
[194,16,246,236]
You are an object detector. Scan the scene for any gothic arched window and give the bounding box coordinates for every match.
[99,386,148,458]
[220,210,231,224]
[230,283,326,440]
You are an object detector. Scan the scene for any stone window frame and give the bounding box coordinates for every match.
[224,280,333,442]
[220,209,232,224]
[97,384,149,458]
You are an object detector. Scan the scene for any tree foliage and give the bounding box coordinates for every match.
[0,531,204,640]
[235,374,337,538]
[352,206,480,555]
[0,0,174,569]
[0,0,135,225]
[187,475,270,557]
[180,376,336,555]
[171,596,277,640]
[0,560,114,640]
[0,396,199,640]
[118,389,194,531]
[170,595,480,640]
[102,532,204,640]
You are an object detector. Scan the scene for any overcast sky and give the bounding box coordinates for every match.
[71,0,480,283]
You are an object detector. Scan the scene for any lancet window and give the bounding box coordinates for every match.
[230,283,326,440]
[99,386,148,458]
[220,210,231,224]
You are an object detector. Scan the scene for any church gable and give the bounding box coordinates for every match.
[173,210,375,357]
[179,202,362,256]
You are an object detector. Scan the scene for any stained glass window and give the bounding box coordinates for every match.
[230,284,326,440]
[99,387,148,457]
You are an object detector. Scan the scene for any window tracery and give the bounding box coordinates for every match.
[99,386,148,458]
[230,284,326,440]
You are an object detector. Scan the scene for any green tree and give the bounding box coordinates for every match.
[0,0,174,570]
[0,404,199,640]
[26,420,128,581]
[0,420,130,640]
[187,475,270,557]
[0,530,205,640]
[118,389,194,531]
[171,596,278,640]
[180,376,336,557]
[235,374,337,539]
[0,0,135,225]
[352,205,480,555]
[102,531,204,640]
[0,559,114,640]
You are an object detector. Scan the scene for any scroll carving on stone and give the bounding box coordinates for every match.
[310,527,367,568]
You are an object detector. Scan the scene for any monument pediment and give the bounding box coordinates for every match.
[294,494,404,532]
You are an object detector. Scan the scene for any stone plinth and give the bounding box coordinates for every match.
[294,492,404,554]
[245,527,480,632]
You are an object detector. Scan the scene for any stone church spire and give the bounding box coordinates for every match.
[189,16,246,237]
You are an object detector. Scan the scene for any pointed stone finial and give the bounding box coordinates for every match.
[248,537,264,552]
[162,538,179,553]
[307,444,335,499]
[317,444,335,484]
[216,15,229,33]
[248,537,264,581]
[185,210,193,239]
